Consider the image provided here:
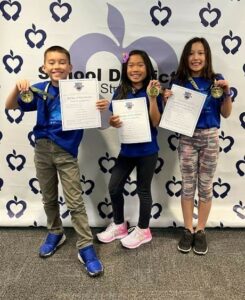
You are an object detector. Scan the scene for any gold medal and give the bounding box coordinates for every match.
[147,86,160,97]
[20,90,34,103]
[211,86,223,98]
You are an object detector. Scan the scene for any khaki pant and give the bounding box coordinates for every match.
[34,138,93,249]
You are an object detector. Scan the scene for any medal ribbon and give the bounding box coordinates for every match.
[30,86,54,100]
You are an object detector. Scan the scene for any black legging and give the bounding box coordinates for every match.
[108,153,158,229]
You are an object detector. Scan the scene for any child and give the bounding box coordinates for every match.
[97,50,163,249]
[5,45,108,276]
[164,37,232,255]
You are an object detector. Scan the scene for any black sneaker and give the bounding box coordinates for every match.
[177,229,194,253]
[193,230,208,255]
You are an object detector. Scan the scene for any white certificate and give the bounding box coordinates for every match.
[159,84,207,137]
[112,97,151,144]
[59,79,101,130]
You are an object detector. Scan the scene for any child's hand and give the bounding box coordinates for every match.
[109,115,122,128]
[16,80,31,93]
[214,79,230,94]
[163,88,172,103]
[96,99,109,111]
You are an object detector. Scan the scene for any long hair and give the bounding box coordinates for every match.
[173,37,216,84]
[44,45,71,64]
[115,50,156,99]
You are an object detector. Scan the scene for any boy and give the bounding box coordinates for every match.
[6,46,108,277]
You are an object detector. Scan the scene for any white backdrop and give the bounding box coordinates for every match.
[0,0,244,228]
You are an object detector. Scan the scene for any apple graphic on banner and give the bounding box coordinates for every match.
[0,131,2,141]
[28,131,35,147]
[230,87,237,102]
[97,198,113,219]
[213,178,230,199]
[3,50,23,73]
[219,131,234,153]
[6,195,27,218]
[221,30,242,54]
[50,0,72,22]
[167,133,180,151]
[243,64,245,74]
[150,203,162,219]
[98,152,116,174]
[239,112,245,129]
[165,176,182,197]
[233,201,245,219]
[6,149,26,171]
[25,24,47,49]
[58,196,70,219]
[0,0,21,21]
[199,2,221,27]
[150,1,171,26]
[29,178,41,194]
[0,178,3,190]
[123,176,137,196]
[5,108,24,124]
[155,157,164,174]
[236,156,245,176]
[80,175,95,195]
[69,4,178,93]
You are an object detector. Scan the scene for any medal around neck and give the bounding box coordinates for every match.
[20,90,34,103]
[147,86,160,97]
[211,86,223,99]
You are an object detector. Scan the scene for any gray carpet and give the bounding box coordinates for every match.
[0,227,244,300]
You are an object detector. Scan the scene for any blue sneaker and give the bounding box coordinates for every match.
[78,245,103,277]
[39,233,66,258]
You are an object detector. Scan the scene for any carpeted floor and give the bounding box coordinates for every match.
[0,227,244,300]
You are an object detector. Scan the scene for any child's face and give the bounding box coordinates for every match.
[188,42,206,77]
[127,54,147,88]
[42,51,72,86]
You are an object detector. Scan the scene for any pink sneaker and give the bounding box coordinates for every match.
[97,222,128,243]
[121,226,152,249]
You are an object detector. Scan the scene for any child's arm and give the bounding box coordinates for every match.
[147,80,162,127]
[6,80,30,109]
[215,79,232,118]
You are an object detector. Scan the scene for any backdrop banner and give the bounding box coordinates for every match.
[1,0,244,228]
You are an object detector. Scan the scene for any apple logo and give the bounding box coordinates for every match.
[98,152,116,174]
[150,1,171,26]
[0,0,21,21]
[69,4,178,93]
[155,157,164,174]
[150,202,162,219]
[3,49,23,73]
[97,198,113,219]
[28,131,35,147]
[219,131,234,153]
[49,0,72,22]
[80,175,95,195]
[6,195,27,218]
[5,108,24,124]
[25,24,47,49]
[199,2,221,27]
[6,149,26,171]
[236,156,245,176]
[58,196,70,219]
[221,30,242,55]
[29,178,41,194]
[0,178,3,190]
[233,201,245,219]
[167,133,180,151]
[123,176,137,196]
[193,199,198,219]
[165,176,182,197]
[213,177,231,198]
[239,112,245,129]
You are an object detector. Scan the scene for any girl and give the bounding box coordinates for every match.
[164,37,232,255]
[97,50,163,249]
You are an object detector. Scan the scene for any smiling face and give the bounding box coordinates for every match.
[127,54,147,89]
[188,41,206,77]
[42,51,72,86]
